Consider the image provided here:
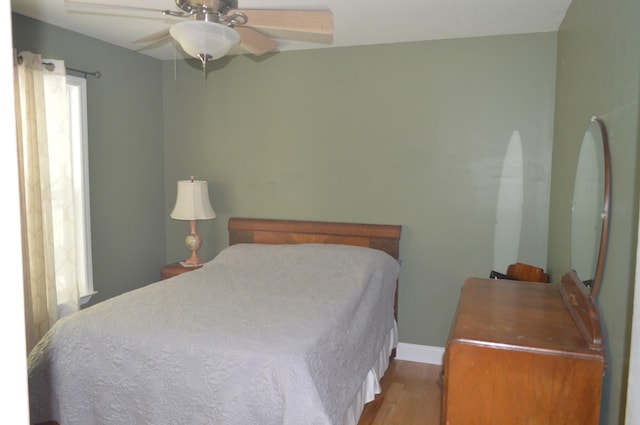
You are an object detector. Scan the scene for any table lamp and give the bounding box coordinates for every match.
[170,177,216,266]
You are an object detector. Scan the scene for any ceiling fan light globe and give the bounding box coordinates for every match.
[170,21,240,61]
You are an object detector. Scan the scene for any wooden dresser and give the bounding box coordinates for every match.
[442,273,605,424]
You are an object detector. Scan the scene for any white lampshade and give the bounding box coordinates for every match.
[170,180,216,221]
[170,21,240,61]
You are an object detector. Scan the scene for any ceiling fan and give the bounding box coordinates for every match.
[64,0,334,71]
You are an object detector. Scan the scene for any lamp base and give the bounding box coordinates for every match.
[182,256,204,266]
[180,261,204,268]
[183,221,204,265]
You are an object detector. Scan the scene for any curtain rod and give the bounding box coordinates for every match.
[16,55,101,79]
[43,61,102,79]
[65,66,101,79]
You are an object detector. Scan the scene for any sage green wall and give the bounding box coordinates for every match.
[162,33,557,346]
[547,0,640,423]
[12,14,167,306]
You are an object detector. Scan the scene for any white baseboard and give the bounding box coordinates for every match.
[395,342,445,365]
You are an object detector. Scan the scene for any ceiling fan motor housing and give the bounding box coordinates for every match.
[175,0,237,16]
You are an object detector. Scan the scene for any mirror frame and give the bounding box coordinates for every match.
[584,116,611,299]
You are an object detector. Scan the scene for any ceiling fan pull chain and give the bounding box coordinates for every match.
[198,54,211,78]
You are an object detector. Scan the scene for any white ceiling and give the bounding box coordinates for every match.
[11,0,572,61]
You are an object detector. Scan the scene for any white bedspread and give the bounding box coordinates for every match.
[28,243,400,425]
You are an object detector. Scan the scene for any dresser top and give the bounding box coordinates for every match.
[448,278,602,358]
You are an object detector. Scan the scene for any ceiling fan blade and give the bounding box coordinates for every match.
[64,0,188,17]
[255,29,333,45]
[64,0,164,13]
[230,9,333,35]
[234,26,278,56]
[133,27,171,44]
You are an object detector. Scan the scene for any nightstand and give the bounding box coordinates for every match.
[161,262,202,280]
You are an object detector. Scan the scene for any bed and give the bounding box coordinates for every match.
[28,217,402,425]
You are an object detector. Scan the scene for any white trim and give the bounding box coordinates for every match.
[396,343,445,365]
[66,75,95,305]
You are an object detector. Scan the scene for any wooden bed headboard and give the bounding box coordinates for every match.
[228,217,401,259]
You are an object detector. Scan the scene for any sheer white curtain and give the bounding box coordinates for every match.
[14,51,80,353]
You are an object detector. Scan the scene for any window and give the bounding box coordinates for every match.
[66,75,95,304]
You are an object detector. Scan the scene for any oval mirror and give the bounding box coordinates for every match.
[570,116,611,299]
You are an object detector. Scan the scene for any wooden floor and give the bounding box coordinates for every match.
[358,360,442,425]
